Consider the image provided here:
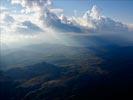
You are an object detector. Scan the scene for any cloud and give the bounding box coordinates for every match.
[0,12,43,35]
[2,1,133,36]
[49,8,64,14]
[1,1,132,46]
[11,0,52,8]
[42,5,132,35]
[15,21,44,34]
[0,12,15,33]
[0,6,8,12]
[73,5,131,34]
[43,11,87,33]
[3,14,15,24]
[0,8,13,24]
[11,0,52,21]
[83,5,101,20]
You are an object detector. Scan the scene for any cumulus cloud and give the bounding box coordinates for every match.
[3,14,15,24]
[81,5,128,34]
[0,12,43,35]
[72,5,131,34]
[0,12,15,33]
[41,5,131,34]
[1,0,132,36]
[11,0,52,21]
[49,8,64,14]
[43,11,89,33]
[15,21,44,34]
[11,0,52,8]
[0,0,132,47]
[10,0,86,33]
[0,6,8,12]
[83,5,101,20]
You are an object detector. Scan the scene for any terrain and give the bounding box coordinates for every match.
[0,36,133,100]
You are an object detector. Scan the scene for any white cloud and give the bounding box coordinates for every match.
[72,5,131,34]
[0,12,44,35]
[11,0,52,8]
[15,21,44,34]
[0,6,8,12]
[11,0,52,20]
[49,8,64,14]
[1,1,132,47]
[88,5,101,20]
[1,1,132,37]
[3,14,15,23]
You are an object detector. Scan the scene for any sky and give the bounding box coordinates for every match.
[1,0,133,24]
[0,0,133,45]
[54,0,133,24]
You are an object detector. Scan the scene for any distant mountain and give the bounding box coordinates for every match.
[1,37,133,100]
[23,46,133,100]
[0,37,102,70]
[5,62,62,81]
[0,35,116,70]
[0,70,18,100]
[0,62,62,100]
